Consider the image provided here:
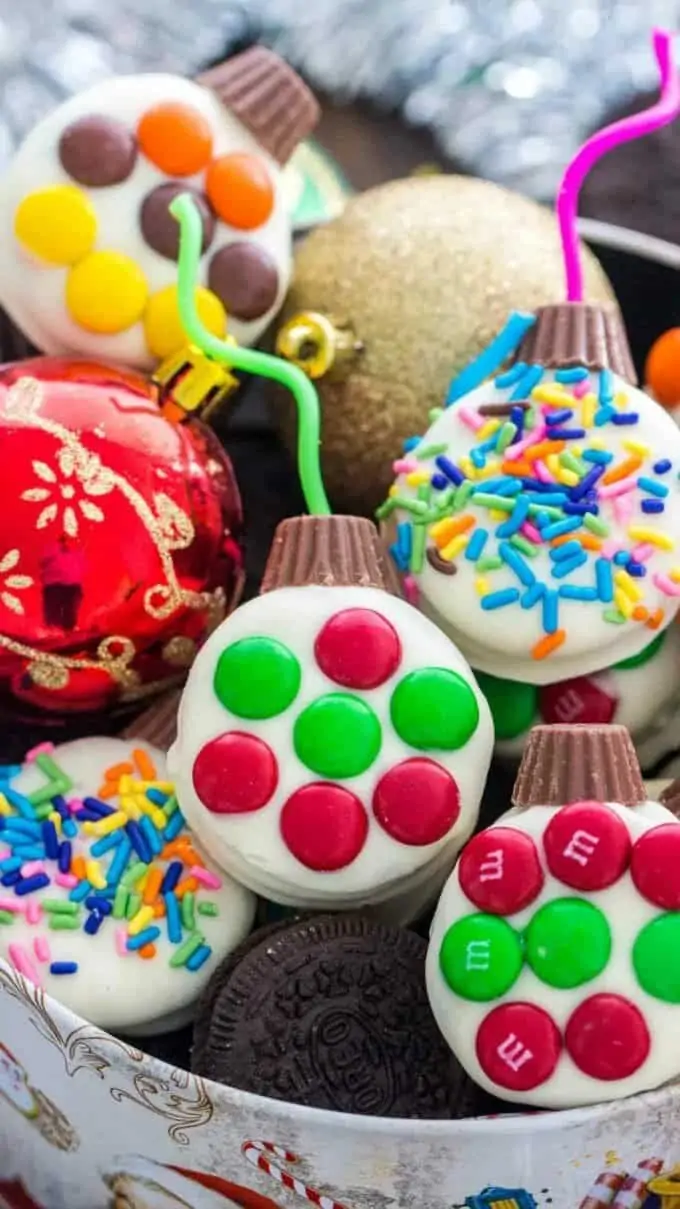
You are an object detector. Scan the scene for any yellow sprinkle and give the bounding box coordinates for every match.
[571,445,583,457]
[82,821,98,836]
[388,485,398,497]
[85,860,106,891]
[589,438,605,450]
[546,454,561,477]
[118,775,132,795]
[556,469,579,487]
[119,794,141,820]
[613,588,633,619]
[490,509,507,522]
[628,525,675,551]
[128,905,155,936]
[441,534,469,561]
[614,569,643,603]
[459,457,475,479]
[475,577,490,596]
[580,394,596,429]
[132,781,174,794]
[48,812,62,836]
[137,873,148,894]
[473,463,498,481]
[623,438,651,457]
[137,800,168,830]
[669,568,680,583]
[478,419,501,440]
[531,384,571,405]
[615,390,629,410]
[405,470,429,487]
[0,794,11,817]
[89,810,128,837]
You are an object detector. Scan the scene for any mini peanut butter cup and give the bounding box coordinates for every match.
[660,778,680,817]
[509,303,637,384]
[512,723,646,808]
[197,47,320,165]
[261,514,402,597]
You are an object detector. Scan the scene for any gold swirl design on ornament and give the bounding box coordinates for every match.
[0,378,217,692]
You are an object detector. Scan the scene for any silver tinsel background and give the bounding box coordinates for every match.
[0,0,680,197]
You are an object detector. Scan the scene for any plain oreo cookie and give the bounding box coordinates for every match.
[191,914,480,1118]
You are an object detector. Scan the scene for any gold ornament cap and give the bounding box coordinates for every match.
[198,47,320,165]
[261,514,401,596]
[512,723,646,808]
[510,303,637,385]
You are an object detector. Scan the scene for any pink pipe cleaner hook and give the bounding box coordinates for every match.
[557,28,680,303]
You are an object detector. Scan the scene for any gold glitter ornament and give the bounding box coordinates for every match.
[272,175,617,515]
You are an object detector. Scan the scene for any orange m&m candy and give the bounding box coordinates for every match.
[645,327,680,409]
[206,153,274,230]
[138,102,213,176]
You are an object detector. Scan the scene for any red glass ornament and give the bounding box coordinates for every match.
[0,357,243,714]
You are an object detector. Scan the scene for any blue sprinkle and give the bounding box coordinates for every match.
[84,911,104,935]
[480,588,521,610]
[125,820,152,864]
[582,449,613,464]
[555,367,589,383]
[145,787,169,806]
[654,459,672,474]
[50,797,70,821]
[0,857,22,874]
[90,831,124,859]
[595,559,614,602]
[545,409,574,427]
[435,455,465,486]
[496,497,530,538]
[163,810,186,843]
[58,842,72,874]
[0,764,22,781]
[161,861,184,895]
[535,510,552,529]
[542,590,559,634]
[611,412,640,426]
[397,522,412,561]
[522,477,561,493]
[540,516,582,541]
[69,880,92,904]
[465,528,488,561]
[12,845,45,860]
[15,873,50,896]
[139,815,163,857]
[510,364,543,401]
[50,962,78,975]
[74,808,101,823]
[3,789,36,819]
[471,448,487,469]
[389,543,409,572]
[107,839,132,887]
[559,585,599,601]
[594,407,615,427]
[498,541,535,586]
[430,473,448,491]
[62,818,78,840]
[526,492,569,506]
[550,540,582,562]
[477,476,522,496]
[186,944,212,973]
[642,499,665,514]
[638,476,669,498]
[127,926,161,951]
[495,361,528,389]
[1,870,20,886]
[85,896,113,915]
[599,368,614,406]
[627,562,646,577]
[402,436,420,453]
[165,892,182,944]
[509,405,526,435]
[570,464,604,501]
[82,796,116,818]
[447,312,536,403]
[551,551,588,579]
[563,500,599,516]
[614,551,630,566]
[521,583,546,609]
[41,821,59,860]
[547,428,586,441]
[2,819,40,836]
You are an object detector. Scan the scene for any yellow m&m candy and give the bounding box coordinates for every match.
[143,284,226,360]
[15,185,97,265]
[66,251,148,334]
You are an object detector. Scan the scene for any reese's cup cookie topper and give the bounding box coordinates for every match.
[378,30,680,686]
[0,47,319,372]
[161,197,492,909]
[427,722,680,1110]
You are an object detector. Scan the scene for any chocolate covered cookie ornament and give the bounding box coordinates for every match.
[427,723,680,1109]
[0,47,319,371]
[380,31,680,686]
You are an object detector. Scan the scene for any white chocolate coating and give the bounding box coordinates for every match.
[383,369,680,684]
[427,798,680,1108]
[0,738,255,1036]
[0,74,292,370]
[169,585,494,908]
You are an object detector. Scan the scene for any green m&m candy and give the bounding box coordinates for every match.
[439,914,523,1001]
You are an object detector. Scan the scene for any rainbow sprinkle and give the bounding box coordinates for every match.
[0,744,221,985]
[378,363,680,660]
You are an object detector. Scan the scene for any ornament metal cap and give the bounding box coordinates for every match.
[509,302,637,384]
[261,514,402,596]
[197,46,320,165]
[512,722,646,808]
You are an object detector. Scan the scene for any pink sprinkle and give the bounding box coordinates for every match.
[612,494,635,526]
[25,900,42,926]
[598,476,638,499]
[533,461,554,484]
[503,424,547,461]
[392,458,418,475]
[600,540,621,561]
[115,928,129,958]
[458,406,483,431]
[402,574,420,606]
[55,872,77,889]
[654,572,680,597]
[190,865,222,890]
[8,943,41,987]
[25,741,55,762]
[33,937,50,964]
[521,522,543,544]
[572,379,590,398]
[0,898,25,914]
[631,543,656,563]
[0,847,10,862]
[21,861,44,879]
[67,798,83,815]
